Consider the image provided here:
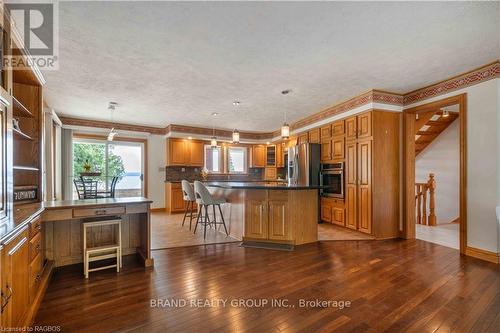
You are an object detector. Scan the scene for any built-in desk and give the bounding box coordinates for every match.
[42,197,154,267]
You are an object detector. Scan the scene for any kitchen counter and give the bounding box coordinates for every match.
[205,181,324,190]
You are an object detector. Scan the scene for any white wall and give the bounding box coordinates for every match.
[147,135,166,209]
[416,119,459,224]
[406,78,500,253]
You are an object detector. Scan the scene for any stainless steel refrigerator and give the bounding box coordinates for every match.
[287,143,321,185]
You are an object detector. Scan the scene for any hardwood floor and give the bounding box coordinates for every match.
[318,223,375,241]
[35,240,499,332]
[151,211,239,249]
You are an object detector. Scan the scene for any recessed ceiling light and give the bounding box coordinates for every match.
[233,101,241,106]
[188,136,192,140]
[211,112,218,116]
[266,141,270,145]
[281,89,292,95]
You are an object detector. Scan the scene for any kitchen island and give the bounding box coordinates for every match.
[206,182,322,246]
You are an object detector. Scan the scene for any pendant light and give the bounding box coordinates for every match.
[232,129,240,144]
[210,112,218,147]
[281,89,291,139]
[107,102,118,141]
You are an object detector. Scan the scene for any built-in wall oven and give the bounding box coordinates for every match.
[320,163,344,198]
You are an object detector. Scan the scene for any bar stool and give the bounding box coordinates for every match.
[193,181,229,239]
[83,219,122,279]
[181,180,197,230]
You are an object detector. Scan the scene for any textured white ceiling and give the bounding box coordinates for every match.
[42,1,499,131]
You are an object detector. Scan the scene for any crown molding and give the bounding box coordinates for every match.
[403,60,500,105]
[58,60,499,139]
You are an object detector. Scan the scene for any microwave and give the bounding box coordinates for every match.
[320,163,344,198]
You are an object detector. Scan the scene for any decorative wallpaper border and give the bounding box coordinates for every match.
[60,60,499,138]
[403,61,500,105]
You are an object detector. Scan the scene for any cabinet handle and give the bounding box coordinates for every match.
[35,243,41,251]
[35,274,41,282]
[95,209,107,215]
[1,285,13,313]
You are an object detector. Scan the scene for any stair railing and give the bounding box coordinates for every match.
[415,173,436,226]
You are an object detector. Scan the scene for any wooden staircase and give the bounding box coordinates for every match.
[415,110,458,156]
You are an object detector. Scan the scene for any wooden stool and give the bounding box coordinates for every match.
[83,219,122,279]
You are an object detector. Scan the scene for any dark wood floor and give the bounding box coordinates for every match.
[35,240,500,332]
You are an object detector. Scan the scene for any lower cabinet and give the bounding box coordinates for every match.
[320,197,345,226]
[244,191,293,242]
[1,227,30,328]
[166,182,189,213]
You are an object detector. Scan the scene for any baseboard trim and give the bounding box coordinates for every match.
[465,246,500,264]
[151,208,166,212]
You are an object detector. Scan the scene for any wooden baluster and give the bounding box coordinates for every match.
[428,173,436,226]
[416,184,422,224]
[422,184,427,225]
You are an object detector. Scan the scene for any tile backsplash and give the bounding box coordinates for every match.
[165,166,264,182]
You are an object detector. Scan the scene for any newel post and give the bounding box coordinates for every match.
[428,173,437,226]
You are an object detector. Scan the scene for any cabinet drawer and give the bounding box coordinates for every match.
[73,206,125,218]
[30,216,42,238]
[126,203,148,214]
[29,252,43,299]
[29,232,42,262]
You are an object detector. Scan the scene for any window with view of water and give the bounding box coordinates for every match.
[73,138,144,199]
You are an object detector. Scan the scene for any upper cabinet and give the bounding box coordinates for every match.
[297,133,308,145]
[308,128,320,143]
[166,138,204,167]
[265,145,276,167]
[345,116,357,141]
[276,142,285,168]
[251,145,266,168]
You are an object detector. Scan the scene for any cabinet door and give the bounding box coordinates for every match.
[331,137,344,160]
[332,207,345,226]
[298,133,308,145]
[168,139,186,165]
[357,112,372,138]
[345,116,357,141]
[358,140,372,234]
[252,145,266,167]
[320,141,331,162]
[266,145,276,167]
[320,198,332,223]
[188,141,204,166]
[308,128,320,144]
[331,120,345,136]
[276,143,284,167]
[244,199,268,239]
[0,102,6,219]
[2,228,30,327]
[268,200,291,240]
[345,142,357,229]
[320,125,331,142]
[264,167,277,180]
[171,188,186,212]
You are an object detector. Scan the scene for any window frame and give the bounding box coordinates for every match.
[204,145,223,174]
[226,146,248,174]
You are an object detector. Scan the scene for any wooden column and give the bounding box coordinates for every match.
[428,173,436,226]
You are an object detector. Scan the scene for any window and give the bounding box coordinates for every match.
[204,145,222,173]
[227,147,247,174]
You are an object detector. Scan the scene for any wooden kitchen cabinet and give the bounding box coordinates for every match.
[244,192,268,240]
[276,143,285,167]
[320,197,345,226]
[1,227,30,328]
[320,141,332,162]
[166,138,204,167]
[268,199,291,241]
[320,197,332,222]
[345,141,357,230]
[308,128,320,143]
[265,145,276,166]
[331,137,345,160]
[166,182,187,213]
[357,112,372,138]
[320,125,331,142]
[297,133,308,145]
[331,120,345,136]
[357,139,372,234]
[345,116,357,141]
[265,167,277,180]
[251,145,266,168]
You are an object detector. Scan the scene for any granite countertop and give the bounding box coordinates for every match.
[1,197,153,244]
[204,181,327,190]
[166,179,287,183]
